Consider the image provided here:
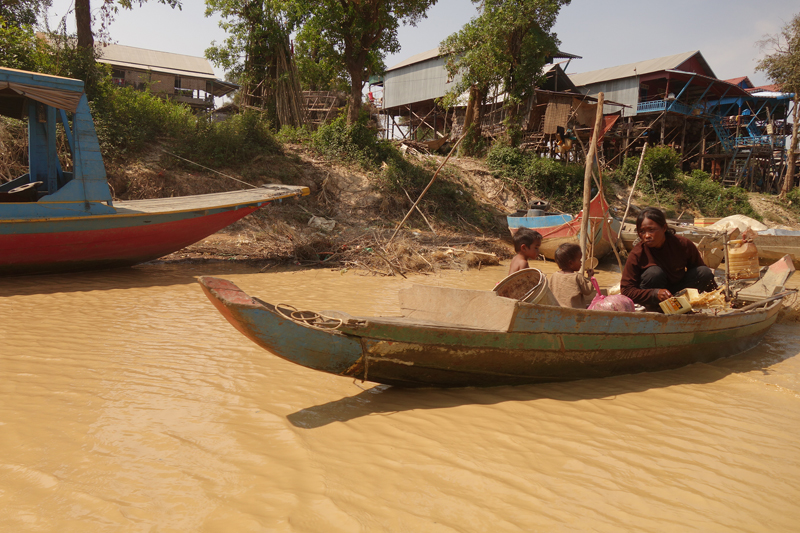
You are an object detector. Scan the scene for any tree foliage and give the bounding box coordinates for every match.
[290,0,437,123]
[440,0,570,146]
[0,0,51,27]
[756,13,800,94]
[293,23,350,93]
[757,12,800,195]
[205,0,289,94]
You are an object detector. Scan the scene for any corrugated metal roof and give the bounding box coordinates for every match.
[568,51,703,86]
[386,48,442,72]
[97,43,215,77]
[387,47,581,73]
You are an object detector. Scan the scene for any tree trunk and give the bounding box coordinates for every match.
[462,85,480,133]
[782,93,799,197]
[75,0,93,49]
[346,59,365,124]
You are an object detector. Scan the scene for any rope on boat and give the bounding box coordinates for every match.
[274,303,344,330]
[160,149,258,189]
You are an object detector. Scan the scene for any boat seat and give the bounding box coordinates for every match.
[0,181,42,203]
[398,284,518,332]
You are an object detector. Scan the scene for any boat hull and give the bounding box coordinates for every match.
[508,195,618,261]
[0,186,309,275]
[199,277,782,388]
[0,206,259,274]
[754,234,800,269]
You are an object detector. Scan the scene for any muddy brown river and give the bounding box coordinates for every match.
[1,261,799,532]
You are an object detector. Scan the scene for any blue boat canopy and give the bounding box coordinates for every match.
[0,67,113,210]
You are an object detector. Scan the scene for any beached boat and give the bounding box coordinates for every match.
[755,229,800,268]
[198,270,791,388]
[507,194,620,261]
[0,67,309,275]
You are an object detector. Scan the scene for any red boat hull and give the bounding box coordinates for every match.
[0,205,261,275]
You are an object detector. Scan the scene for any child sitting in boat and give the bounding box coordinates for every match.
[508,228,543,275]
[549,243,595,308]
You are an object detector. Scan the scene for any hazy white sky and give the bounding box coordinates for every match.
[46,0,798,87]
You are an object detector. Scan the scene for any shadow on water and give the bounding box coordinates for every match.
[286,359,754,429]
[0,262,263,296]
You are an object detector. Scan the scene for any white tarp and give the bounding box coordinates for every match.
[0,81,82,113]
[708,215,769,234]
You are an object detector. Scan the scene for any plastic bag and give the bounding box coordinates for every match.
[587,277,635,312]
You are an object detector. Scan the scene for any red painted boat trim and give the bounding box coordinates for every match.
[0,205,261,274]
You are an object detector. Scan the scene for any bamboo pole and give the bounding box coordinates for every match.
[579,93,604,276]
[616,141,648,241]
[388,132,467,244]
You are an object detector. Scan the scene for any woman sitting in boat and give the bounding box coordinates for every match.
[621,207,717,311]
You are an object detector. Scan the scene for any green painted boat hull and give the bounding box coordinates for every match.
[199,277,782,388]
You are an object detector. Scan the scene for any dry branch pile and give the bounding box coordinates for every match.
[163,211,511,276]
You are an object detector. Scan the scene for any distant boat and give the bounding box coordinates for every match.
[507,194,620,260]
[0,67,309,275]
[198,269,791,388]
[755,229,800,269]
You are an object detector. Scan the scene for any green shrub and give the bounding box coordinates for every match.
[276,125,312,144]
[485,145,586,212]
[485,145,525,176]
[175,110,280,167]
[785,188,800,214]
[617,146,681,187]
[617,155,642,185]
[92,88,279,166]
[311,115,393,170]
[644,145,681,186]
[690,169,711,180]
[92,87,195,154]
[680,175,760,219]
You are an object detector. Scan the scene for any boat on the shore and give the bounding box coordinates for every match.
[198,268,792,388]
[507,194,620,261]
[754,229,800,268]
[0,67,309,275]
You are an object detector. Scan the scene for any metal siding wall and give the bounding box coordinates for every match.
[577,78,640,117]
[384,57,461,109]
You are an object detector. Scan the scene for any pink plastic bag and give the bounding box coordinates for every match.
[587,277,635,312]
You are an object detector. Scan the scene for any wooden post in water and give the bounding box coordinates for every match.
[580,93,604,276]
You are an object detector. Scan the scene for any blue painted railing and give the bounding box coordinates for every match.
[636,100,692,115]
[735,135,774,148]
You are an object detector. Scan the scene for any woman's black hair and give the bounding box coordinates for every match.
[635,207,676,235]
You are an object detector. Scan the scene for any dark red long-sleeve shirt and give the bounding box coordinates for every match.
[620,233,707,305]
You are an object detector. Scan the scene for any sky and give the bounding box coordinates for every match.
[45,0,798,87]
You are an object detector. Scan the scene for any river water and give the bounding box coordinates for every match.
[1,260,799,532]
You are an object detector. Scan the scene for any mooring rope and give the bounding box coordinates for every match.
[274,303,344,330]
[160,149,258,189]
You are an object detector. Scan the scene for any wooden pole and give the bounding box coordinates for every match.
[580,93,604,276]
[388,132,467,244]
[616,141,648,240]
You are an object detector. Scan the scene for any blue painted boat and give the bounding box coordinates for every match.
[0,67,309,275]
[198,275,789,388]
[507,194,621,261]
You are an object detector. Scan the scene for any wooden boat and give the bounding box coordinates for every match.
[0,67,309,275]
[198,272,790,388]
[754,229,800,269]
[507,194,620,261]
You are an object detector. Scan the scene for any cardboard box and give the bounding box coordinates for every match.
[693,217,722,227]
